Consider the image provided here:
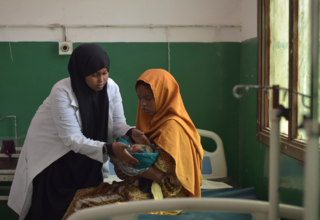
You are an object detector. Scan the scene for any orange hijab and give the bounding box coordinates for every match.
[135,69,203,197]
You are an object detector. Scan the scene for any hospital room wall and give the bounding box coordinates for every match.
[0,1,243,218]
[0,0,243,186]
[238,38,312,208]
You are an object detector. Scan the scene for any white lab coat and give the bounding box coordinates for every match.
[8,77,131,219]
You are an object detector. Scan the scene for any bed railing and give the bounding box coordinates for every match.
[197,128,227,179]
[66,197,304,220]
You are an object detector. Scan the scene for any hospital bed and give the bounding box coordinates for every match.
[0,126,307,220]
[66,127,303,220]
[0,124,306,220]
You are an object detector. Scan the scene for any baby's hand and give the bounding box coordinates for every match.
[129,144,135,153]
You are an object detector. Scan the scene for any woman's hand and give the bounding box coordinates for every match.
[112,142,140,167]
[131,129,151,145]
[140,165,165,183]
[110,155,128,180]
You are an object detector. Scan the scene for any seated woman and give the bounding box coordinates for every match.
[62,69,203,220]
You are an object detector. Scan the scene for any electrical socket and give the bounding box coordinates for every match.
[59,42,73,55]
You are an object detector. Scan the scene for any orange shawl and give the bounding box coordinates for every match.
[135,69,203,197]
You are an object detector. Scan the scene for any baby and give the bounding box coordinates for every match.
[115,136,159,176]
[129,144,154,154]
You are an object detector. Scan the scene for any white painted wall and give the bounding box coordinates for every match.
[241,0,258,41]
[0,0,243,42]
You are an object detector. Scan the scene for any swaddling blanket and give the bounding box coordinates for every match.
[116,136,159,176]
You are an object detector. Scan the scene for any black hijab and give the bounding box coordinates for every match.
[68,44,110,142]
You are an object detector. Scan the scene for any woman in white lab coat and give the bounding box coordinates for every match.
[8,44,148,220]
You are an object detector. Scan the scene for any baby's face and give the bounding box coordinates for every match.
[130,144,154,153]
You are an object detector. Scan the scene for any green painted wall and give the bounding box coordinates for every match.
[0,42,240,219]
[238,37,316,215]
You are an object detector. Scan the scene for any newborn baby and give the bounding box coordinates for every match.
[129,144,154,154]
[115,136,159,176]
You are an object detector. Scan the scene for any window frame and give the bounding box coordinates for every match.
[257,0,306,162]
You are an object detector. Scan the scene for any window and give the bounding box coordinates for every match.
[257,0,312,161]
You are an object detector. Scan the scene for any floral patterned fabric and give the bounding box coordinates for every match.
[62,147,188,220]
